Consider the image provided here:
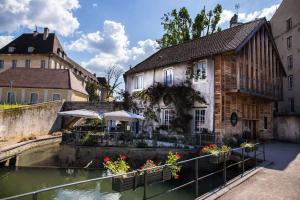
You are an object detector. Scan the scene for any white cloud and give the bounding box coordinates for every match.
[67,20,159,75]
[220,3,280,27]
[0,0,80,36]
[0,35,14,48]
[92,3,98,7]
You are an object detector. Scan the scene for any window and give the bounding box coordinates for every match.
[195,109,206,132]
[27,47,35,53]
[30,93,38,104]
[286,18,292,31]
[8,47,15,53]
[264,117,268,129]
[164,68,173,86]
[52,94,61,101]
[0,60,4,69]
[288,75,293,90]
[41,60,46,68]
[12,60,17,68]
[290,98,294,113]
[162,109,175,127]
[194,61,207,81]
[287,36,292,49]
[287,55,293,70]
[134,74,144,90]
[7,92,16,104]
[25,59,31,68]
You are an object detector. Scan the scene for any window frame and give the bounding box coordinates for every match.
[0,60,4,69]
[7,92,16,104]
[133,74,144,91]
[287,55,293,70]
[290,98,294,113]
[287,36,292,49]
[288,75,293,90]
[194,108,206,133]
[12,60,17,68]
[286,18,292,31]
[163,67,174,86]
[25,59,31,68]
[193,60,207,82]
[41,60,46,68]
[162,109,175,128]
[52,93,61,101]
[30,93,38,104]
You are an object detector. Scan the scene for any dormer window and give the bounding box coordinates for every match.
[8,47,15,53]
[28,47,35,53]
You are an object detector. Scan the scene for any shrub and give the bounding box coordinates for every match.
[103,155,130,175]
[165,152,181,179]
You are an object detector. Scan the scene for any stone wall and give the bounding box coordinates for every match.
[0,101,63,140]
[274,116,300,143]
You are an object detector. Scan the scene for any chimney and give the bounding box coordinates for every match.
[33,26,38,37]
[230,14,241,28]
[43,27,49,40]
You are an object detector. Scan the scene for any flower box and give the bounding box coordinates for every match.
[112,175,137,192]
[209,152,231,164]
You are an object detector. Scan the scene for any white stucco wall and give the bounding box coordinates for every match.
[125,58,215,133]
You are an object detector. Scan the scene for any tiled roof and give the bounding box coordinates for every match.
[0,68,87,95]
[97,77,107,85]
[125,18,265,75]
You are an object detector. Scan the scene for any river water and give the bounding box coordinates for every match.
[0,144,197,200]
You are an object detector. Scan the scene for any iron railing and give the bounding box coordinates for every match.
[0,143,266,200]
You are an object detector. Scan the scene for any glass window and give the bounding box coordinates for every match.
[163,109,175,127]
[290,98,294,113]
[287,55,293,70]
[195,109,206,132]
[12,60,17,68]
[28,47,35,53]
[53,94,61,101]
[287,36,292,49]
[0,60,4,69]
[25,59,31,68]
[30,93,38,104]
[134,74,144,90]
[7,92,16,104]
[286,18,292,31]
[288,75,293,90]
[41,60,46,68]
[194,61,207,81]
[164,68,173,86]
[264,117,268,129]
[8,47,15,53]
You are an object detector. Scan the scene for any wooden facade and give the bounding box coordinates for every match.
[214,25,284,142]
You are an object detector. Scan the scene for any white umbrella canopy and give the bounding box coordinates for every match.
[103,110,144,122]
[58,109,102,119]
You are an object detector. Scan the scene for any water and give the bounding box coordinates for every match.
[0,144,195,200]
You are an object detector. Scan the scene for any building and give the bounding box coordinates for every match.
[124,17,285,143]
[270,0,300,142]
[0,28,98,103]
[0,68,88,103]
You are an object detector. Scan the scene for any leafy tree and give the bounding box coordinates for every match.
[85,81,100,102]
[158,4,223,48]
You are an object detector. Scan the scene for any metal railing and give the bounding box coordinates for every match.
[0,143,265,200]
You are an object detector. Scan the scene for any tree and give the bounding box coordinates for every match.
[85,82,100,102]
[105,65,123,101]
[158,4,223,48]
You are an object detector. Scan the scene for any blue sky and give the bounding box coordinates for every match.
[0,0,282,76]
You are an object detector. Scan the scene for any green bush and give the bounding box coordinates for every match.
[81,133,96,146]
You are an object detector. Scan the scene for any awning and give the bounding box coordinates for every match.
[103,110,144,122]
[58,109,102,119]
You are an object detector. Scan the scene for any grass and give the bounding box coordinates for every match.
[0,104,25,109]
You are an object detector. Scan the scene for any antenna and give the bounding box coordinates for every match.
[235,3,240,15]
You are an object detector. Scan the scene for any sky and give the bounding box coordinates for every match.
[0,0,283,77]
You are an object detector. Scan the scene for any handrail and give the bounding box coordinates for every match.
[0,143,265,200]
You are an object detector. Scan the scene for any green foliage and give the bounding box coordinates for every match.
[165,152,181,178]
[85,81,100,102]
[139,160,160,175]
[0,104,24,109]
[103,155,130,175]
[81,132,96,146]
[158,4,223,48]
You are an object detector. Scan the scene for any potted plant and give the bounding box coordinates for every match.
[241,142,257,153]
[201,144,231,164]
[103,155,134,192]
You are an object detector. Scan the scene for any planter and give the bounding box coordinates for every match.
[111,167,172,192]
[209,152,231,164]
[245,145,257,153]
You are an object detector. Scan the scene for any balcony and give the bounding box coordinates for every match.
[225,75,283,100]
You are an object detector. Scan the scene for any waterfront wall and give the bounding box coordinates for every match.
[0,101,64,140]
[274,116,300,143]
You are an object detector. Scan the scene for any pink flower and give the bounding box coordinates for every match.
[120,155,126,160]
[103,156,110,163]
[175,153,181,159]
[175,175,180,180]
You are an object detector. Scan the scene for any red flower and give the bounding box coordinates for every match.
[103,156,110,163]
[175,153,181,159]
[175,175,180,180]
[120,155,126,160]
